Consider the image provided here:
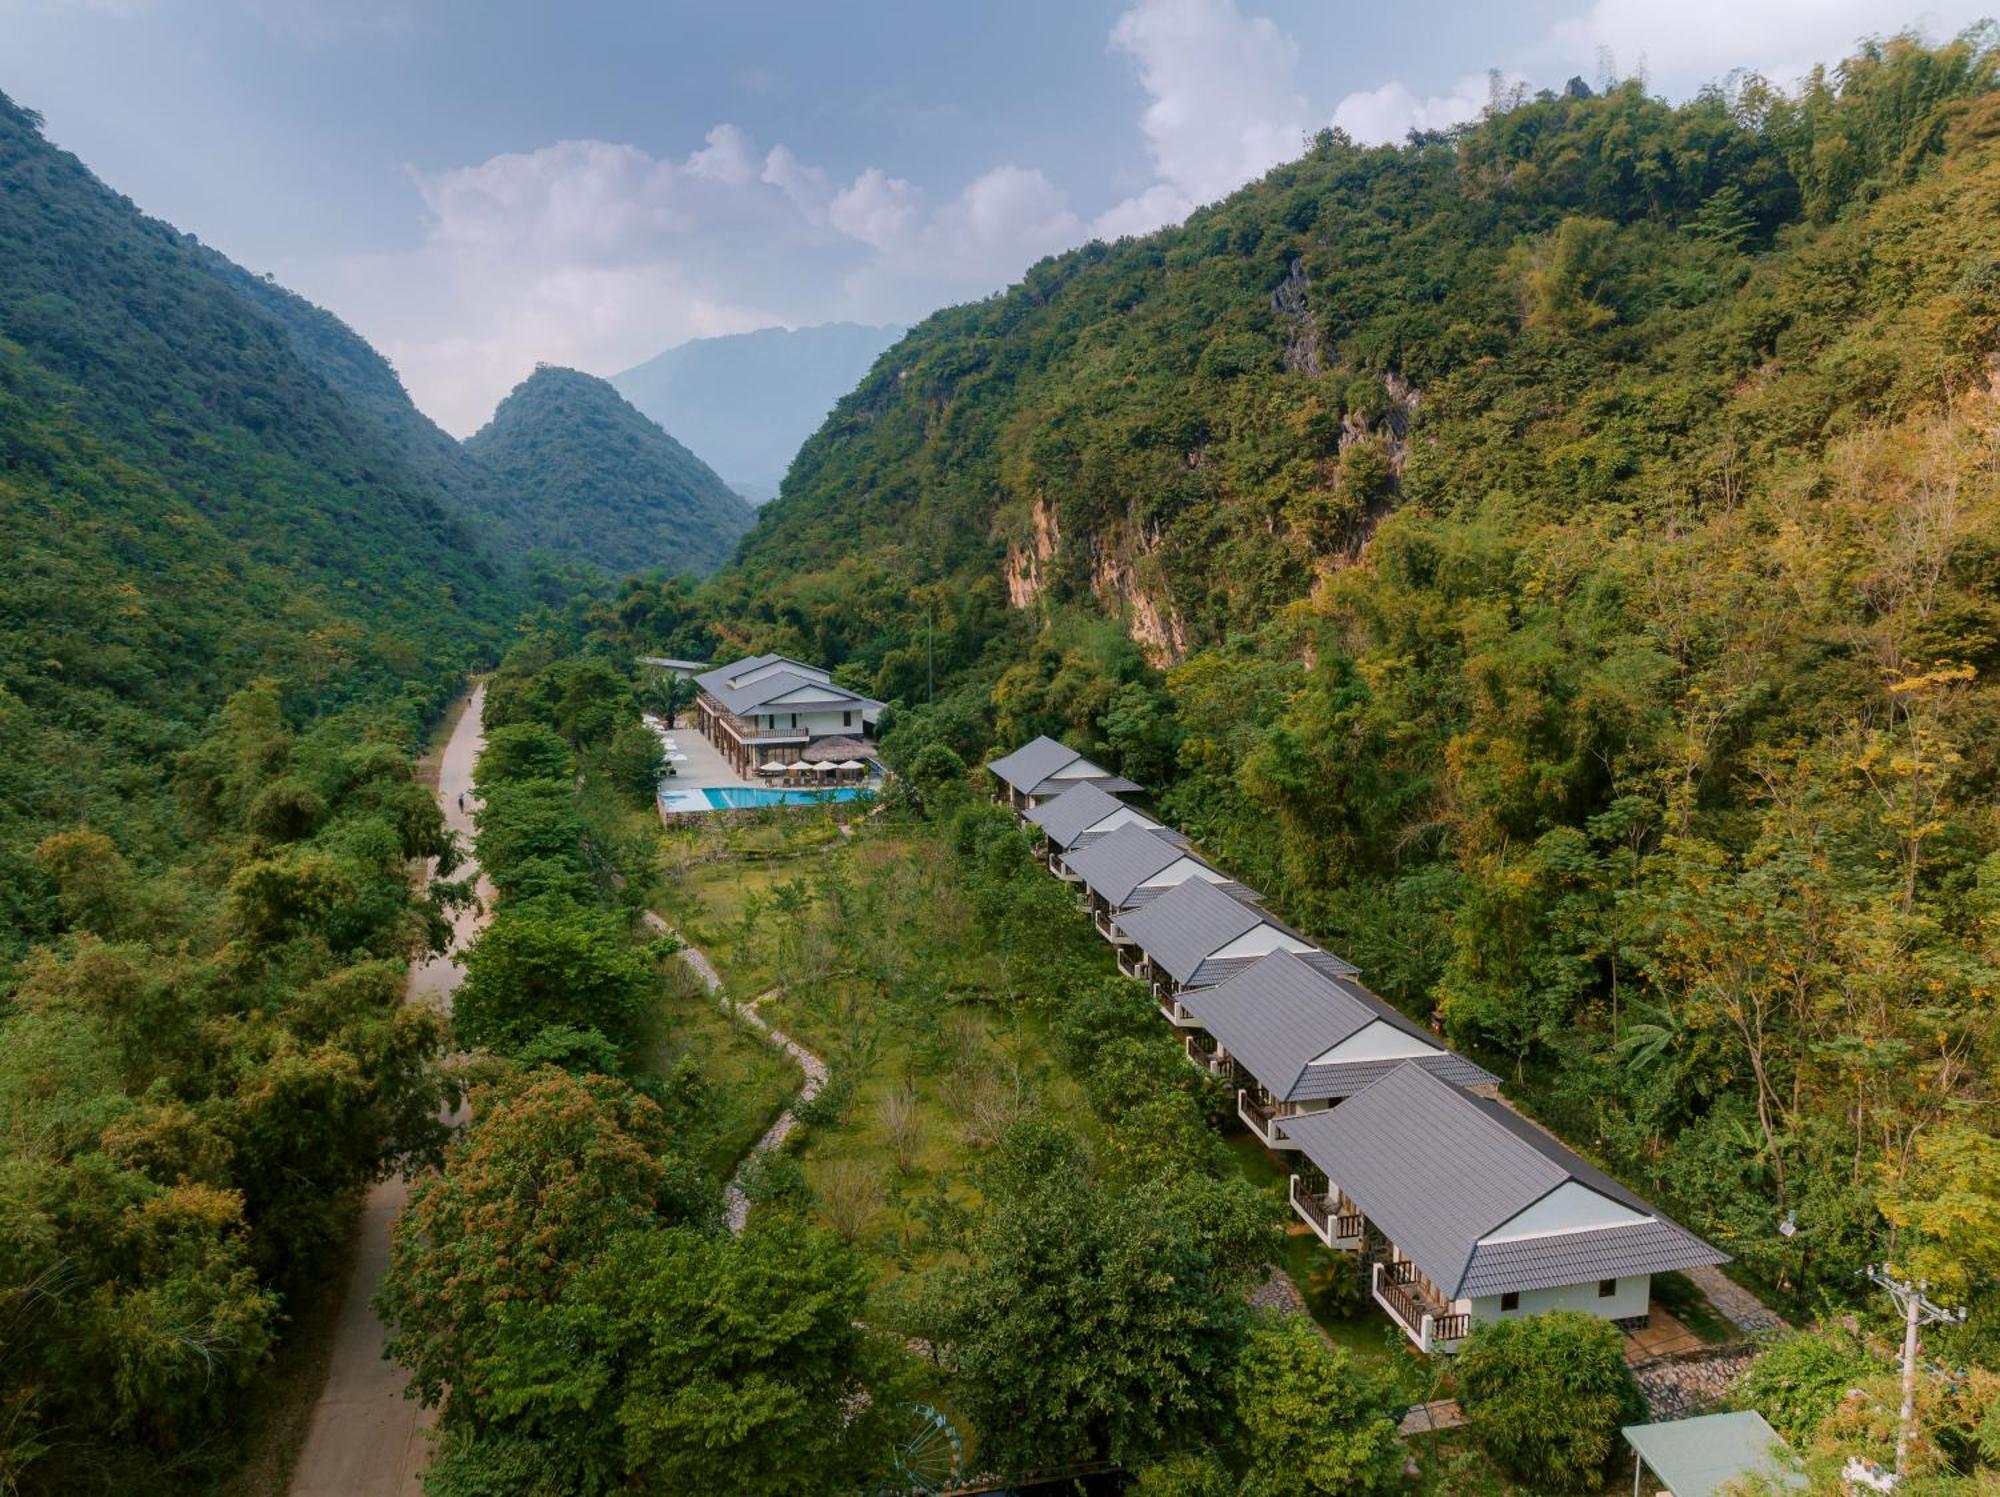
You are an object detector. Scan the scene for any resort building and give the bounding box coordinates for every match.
[1024,782,1185,875]
[985,735,1140,817]
[1111,877,1358,1021]
[1283,1064,1726,1355]
[1063,823,1262,943]
[691,653,885,780]
[1175,949,1497,1163]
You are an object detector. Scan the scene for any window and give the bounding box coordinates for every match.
[1500,1291,1520,1312]
[843,710,853,727]
[1598,1278,1618,1298]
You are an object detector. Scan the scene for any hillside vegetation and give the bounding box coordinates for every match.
[466,365,754,577]
[691,33,2000,1325]
[0,90,520,1494]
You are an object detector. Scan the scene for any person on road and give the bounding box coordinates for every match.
[457,793,465,812]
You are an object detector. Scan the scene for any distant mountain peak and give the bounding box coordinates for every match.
[463,365,752,577]
[612,321,904,500]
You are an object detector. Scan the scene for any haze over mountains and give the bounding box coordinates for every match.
[613,322,904,502]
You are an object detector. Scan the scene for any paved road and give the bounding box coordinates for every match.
[289,684,489,1497]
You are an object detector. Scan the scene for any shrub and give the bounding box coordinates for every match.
[1455,1310,1645,1491]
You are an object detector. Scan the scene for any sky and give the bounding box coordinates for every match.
[2,0,1988,434]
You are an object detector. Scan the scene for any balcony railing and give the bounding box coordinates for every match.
[1095,908,1131,944]
[1116,948,1145,980]
[1372,1261,1469,1354]
[1237,1088,1297,1150]
[1289,1175,1364,1247]
[1158,992,1196,1027]
[1185,1032,1225,1075]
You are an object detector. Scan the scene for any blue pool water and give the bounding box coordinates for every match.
[659,784,875,814]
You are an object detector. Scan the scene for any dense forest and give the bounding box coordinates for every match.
[687,31,2000,1330]
[466,366,755,578]
[0,90,507,1491]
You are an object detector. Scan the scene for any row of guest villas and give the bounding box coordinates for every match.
[691,654,886,779]
[984,736,1726,1356]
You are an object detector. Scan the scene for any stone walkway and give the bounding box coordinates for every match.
[641,912,827,1234]
[1686,1263,1789,1335]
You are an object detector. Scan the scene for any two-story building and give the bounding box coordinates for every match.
[1110,877,1358,1022]
[692,654,886,779]
[1024,782,1185,875]
[1062,823,1262,944]
[1283,1063,1726,1354]
[1174,951,1498,1198]
[985,736,1141,819]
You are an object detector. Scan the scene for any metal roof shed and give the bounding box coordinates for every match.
[1621,1411,1805,1497]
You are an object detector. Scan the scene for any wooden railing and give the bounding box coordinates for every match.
[1290,1173,1332,1232]
[1377,1274,1432,1340]
[1430,1312,1471,1345]
[1186,1033,1221,1071]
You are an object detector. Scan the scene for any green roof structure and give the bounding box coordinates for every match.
[1622,1411,1806,1497]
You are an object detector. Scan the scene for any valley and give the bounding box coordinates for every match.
[2,20,2000,1497]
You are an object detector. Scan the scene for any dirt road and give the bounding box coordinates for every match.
[288,683,488,1497]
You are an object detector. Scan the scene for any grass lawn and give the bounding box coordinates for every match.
[641,951,800,1182]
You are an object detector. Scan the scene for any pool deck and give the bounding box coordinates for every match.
[652,714,755,793]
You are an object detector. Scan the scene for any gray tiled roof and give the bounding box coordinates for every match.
[1284,1065,1724,1298]
[984,737,1141,797]
[1062,824,1261,910]
[1178,951,1497,1101]
[1111,878,1358,989]
[1026,782,1181,852]
[695,654,884,717]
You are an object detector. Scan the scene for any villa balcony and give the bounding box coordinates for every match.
[1158,990,1197,1027]
[1116,947,1146,981]
[1184,1032,1228,1076]
[1289,1174,1364,1249]
[697,697,809,746]
[1237,1088,1299,1150]
[1371,1260,1469,1354]
[1094,908,1132,944]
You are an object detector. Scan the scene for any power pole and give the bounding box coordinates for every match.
[926,606,934,705]
[1860,1265,1966,1479]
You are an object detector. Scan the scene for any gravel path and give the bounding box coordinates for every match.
[288,684,489,1497]
[641,912,827,1234]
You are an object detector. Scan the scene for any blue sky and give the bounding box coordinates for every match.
[3,0,1985,431]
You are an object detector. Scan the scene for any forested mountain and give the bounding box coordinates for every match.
[0,89,511,1492]
[464,365,754,576]
[612,321,903,501]
[697,33,2000,1314]
[0,88,516,947]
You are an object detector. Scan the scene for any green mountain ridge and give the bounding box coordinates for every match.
[0,87,520,948]
[698,34,2000,1309]
[464,364,754,578]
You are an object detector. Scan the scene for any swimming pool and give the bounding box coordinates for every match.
[659,784,876,814]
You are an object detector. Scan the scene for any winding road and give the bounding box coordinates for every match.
[288,684,490,1497]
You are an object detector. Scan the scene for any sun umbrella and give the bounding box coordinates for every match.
[836,760,867,771]
[759,759,787,773]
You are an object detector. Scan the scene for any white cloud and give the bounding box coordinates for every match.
[829,168,923,252]
[1096,0,1307,237]
[1331,75,1492,147]
[316,128,1095,433]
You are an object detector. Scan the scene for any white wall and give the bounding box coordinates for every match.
[751,705,867,736]
[1465,1274,1650,1326]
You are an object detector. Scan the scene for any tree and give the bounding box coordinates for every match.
[454,895,652,1055]
[1736,1331,1874,1445]
[476,723,575,789]
[1231,1315,1405,1496]
[602,720,665,805]
[377,1068,713,1413]
[1455,1311,1644,1491]
[475,1221,894,1496]
[921,1120,1253,1472]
